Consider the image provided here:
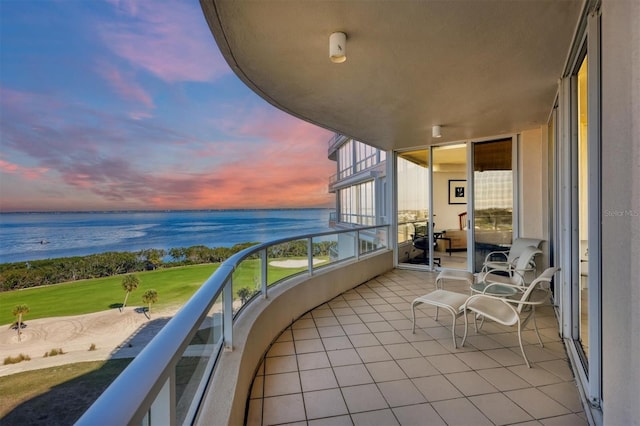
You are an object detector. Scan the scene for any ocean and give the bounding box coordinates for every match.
[0,209,333,264]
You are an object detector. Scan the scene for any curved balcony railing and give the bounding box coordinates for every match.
[77,225,390,426]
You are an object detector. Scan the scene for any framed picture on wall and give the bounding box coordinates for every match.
[448,180,467,204]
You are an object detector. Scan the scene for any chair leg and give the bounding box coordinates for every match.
[435,306,440,321]
[531,308,544,348]
[451,311,458,349]
[517,321,531,368]
[461,310,469,347]
[411,301,418,334]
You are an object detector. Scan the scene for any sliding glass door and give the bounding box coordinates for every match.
[396,145,469,270]
[472,138,514,272]
[396,139,516,272]
[576,56,590,361]
[555,10,601,409]
[432,144,468,269]
[396,149,433,267]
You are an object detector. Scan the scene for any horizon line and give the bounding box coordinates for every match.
[0,207,335,214]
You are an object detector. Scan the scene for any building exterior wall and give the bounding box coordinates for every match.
[519,127,549,270]
[601,0,640,423]
[329,136,387,228]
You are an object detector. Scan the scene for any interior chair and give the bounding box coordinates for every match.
[481,237,543,275]
[471,246,542,297]
[461,266,559,368]
[411,222,441,267]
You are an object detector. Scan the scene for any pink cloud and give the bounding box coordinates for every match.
[96,61,154,109]
[99,0,229,83]
[1,86,336,211]
[0,158,49,180]
[39,116,335,210]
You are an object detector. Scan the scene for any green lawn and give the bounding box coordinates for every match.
[0,264,217,325]
[0,258,312,325]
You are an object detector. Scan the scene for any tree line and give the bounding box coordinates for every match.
[0,240,335,292]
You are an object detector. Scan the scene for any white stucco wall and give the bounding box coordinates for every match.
[433,170,467,231]
[601,0,640,423]
[519,127,549,269]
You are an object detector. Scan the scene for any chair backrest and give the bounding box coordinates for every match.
[507,238,544,263]
[516,267,559,314]
[513,246,542,273]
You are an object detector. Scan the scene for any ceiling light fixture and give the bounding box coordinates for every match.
[432,125,442,138]
[330,32,347,63]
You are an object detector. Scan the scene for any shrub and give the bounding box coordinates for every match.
[44,348,65,357]
[3,354,31,364]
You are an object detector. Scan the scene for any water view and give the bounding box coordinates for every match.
[0,209,332,264]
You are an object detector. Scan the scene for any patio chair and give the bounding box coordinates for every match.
[461,266,559,368]
[411,222,441,267]
[481,237,543,275]
[471,246,542,297]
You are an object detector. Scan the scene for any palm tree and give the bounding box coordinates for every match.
[142,289,158,318]
[237,287,252,305]
[121,274,139,311]
[12,304,29,342]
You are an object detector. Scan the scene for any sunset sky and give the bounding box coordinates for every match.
[0,0,336,212]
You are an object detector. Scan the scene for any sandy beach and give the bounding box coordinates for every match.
[269,258,326,268]
[0,259,319,377]
[0,307,177,377]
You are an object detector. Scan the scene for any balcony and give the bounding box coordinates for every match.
[246,269,587,425]
[328,134,349,160]
[77,226,393,425]
[77,226,586,425]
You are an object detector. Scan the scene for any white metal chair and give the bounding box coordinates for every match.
[481,237,543,275]
[471,246,542,296]
[461,267,559,368]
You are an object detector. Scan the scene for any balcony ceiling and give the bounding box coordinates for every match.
[201,0,584,151]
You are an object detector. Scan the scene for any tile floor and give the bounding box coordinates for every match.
[247,269,587,426]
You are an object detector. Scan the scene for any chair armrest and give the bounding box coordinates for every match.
[482,268,525,286]
[503,293,550,307]
[463,294,519,316]
[484,250,509,263]
[483,281,523,291]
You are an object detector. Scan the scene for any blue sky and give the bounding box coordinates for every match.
[0,0,335,212]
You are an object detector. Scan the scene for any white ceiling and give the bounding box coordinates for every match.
[201,0,584,151]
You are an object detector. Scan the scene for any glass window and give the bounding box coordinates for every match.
[473,139,513,272]
[396,150,429,245]
[577,55,589,360]
[338,181,375,225]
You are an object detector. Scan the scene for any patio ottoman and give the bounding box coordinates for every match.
[435,270,475,289]
[411,289,469,348]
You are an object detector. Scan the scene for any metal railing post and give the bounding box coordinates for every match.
[308,237,314,274]
[150,375,174,426]
[261,249,268,298]
[223,277,233,351]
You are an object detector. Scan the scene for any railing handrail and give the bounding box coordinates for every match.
[77,224,388,425]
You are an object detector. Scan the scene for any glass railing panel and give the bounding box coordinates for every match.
[316,232,356,267]
[175,292,224,425]
[266,239,310,286]
[397,221,413,244]
[358,227,388,255]
[308,237,335,271]
[232,254,263,317]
